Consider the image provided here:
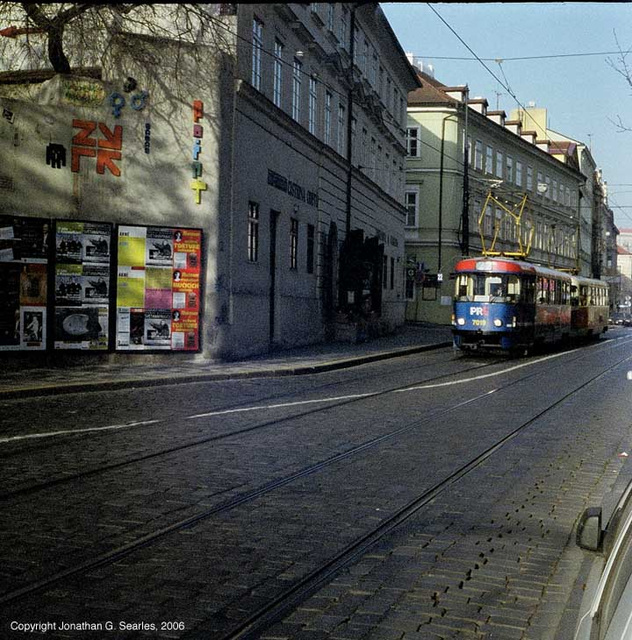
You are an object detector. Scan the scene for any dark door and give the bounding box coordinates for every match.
[269,210,280,345]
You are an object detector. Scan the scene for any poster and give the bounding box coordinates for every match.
[0,216,49,351]
[116,225,202,351]
[53,221,112,350]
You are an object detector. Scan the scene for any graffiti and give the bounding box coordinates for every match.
[46,143,67,169]
[130,91,149,111]
[62,79,105,107]
[144,123,151,155]
[190,100,206,204]
[108,92,126,118]
[107,89,149,117]
[2,107,14,124]
[71,120,122,177]
[190,179,207,204]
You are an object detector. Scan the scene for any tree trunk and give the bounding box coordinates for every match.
[48,23,71,74]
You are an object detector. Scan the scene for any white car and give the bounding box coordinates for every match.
[575,477,632,639]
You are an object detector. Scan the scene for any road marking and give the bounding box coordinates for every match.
[4,337,631,443]
[0,420,161,444]
[186,393,378,419]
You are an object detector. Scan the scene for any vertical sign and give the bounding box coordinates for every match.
[53,221,112,349]
[116,225,201,351]
[0,215,49,351]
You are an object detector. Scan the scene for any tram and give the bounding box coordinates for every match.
[452,257,608,354]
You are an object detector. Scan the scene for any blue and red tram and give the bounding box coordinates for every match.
[452,257,608,354]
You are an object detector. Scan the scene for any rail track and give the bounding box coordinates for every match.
[2,339,631,637]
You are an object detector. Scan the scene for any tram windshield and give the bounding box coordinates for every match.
[455,273,528,303]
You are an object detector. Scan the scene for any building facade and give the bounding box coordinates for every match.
[0,3,419,360]
[404,71,584,324]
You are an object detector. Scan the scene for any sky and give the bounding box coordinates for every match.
[382,2,632,230]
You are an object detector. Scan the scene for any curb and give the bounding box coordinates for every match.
[0,341,453,400]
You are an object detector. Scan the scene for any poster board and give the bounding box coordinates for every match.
[0,215,49,351]
[53,220,112,350]
[115,225,202,351]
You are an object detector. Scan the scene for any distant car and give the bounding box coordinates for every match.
[574,480,632,639]
[575,398,632,639]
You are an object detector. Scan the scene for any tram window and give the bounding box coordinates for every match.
[580,285,588,306]
[570,285,579,307]
[537,277,549,304]
[522,278,535,304]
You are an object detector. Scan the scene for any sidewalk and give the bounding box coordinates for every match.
[0,323,454,399]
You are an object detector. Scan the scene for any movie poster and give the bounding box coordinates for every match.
[0,215,49,351]
[53,221,112,350]
[116,225,202,351]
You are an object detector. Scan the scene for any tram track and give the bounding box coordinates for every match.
[0,354,506,500]
[2,344,630,614]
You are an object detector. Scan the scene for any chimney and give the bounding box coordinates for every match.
[467,97,488,115]
[486,110,506,126]
[505,119,522,136]
[521,130,537,145]
[536,139,551,153]
[444,85,468,102]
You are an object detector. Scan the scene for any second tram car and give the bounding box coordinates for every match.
[452,257,608,354]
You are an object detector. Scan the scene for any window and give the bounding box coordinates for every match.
[273,39,283,108]
[370,137,376,178]
[363,38,369,75]
[405,191,418,227]
[495,150,503,178]
[371,53,378,87]
[324,91,332,145]
[251,17,263,91]
[327,3,335,32]
[292,58,302,121]
[362,127,368,167]
[566,186,571,207]
[485,146,493,174]
[290,218,298,270]
[307,224,315,273]
[467,136,472,166]
[383,255,388,289]
[537,171,544,195]
[248,202,259,262]
[339,7,348,49]
[406,127,419,157]
[390,257,395,289]
[516,161,523,187]
[527,166,533,191]
[337,103,346,156]
[475,140,483,171]
[545,175,551,199]
[484,203,493,236]
[506,156,514,183]
[552,179,558,202]
[308,76,318,135]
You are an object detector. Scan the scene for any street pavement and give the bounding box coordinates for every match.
[0,323,454,398]
[3,325,631,640]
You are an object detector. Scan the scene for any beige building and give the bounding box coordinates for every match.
[0,3,419,359]
[404,70,584,324]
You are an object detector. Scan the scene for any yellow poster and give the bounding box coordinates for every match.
[118,235,146,267]
[117,268,145,307]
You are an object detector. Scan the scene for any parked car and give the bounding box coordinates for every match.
[575,419,632,638]
[609,313,632,327]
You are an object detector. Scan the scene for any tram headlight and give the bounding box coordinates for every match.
[457,318,466,326]
[493,318,503,327]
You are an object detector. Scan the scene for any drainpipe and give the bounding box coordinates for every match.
[460,87,470,255]
[345,5,357,237]
[438,113,457,274]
